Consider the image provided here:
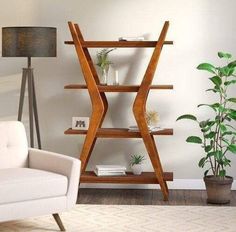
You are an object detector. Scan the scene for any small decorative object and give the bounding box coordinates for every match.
[118,36,145,41]
[130,155,145,175]
[145,110,160,126]
[177,52,236,204]
[96,48,115,85]
[72,117,89,130]
[113,70,119,85]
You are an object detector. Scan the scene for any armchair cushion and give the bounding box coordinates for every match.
[0,168,68,204]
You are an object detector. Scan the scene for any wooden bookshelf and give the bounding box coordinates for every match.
[65,21,174,201]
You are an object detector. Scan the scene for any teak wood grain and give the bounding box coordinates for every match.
[133,21,170,200]
[64,128,173,138]
[64,84,173,92]
[64,41,173,47]
[80,171,173,184]
[66,21,173,201]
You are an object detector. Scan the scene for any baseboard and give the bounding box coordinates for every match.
[80,179,236,190]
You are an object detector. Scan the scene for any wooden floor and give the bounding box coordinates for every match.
[77,189,236,206]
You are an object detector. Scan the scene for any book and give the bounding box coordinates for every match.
[118,36,145,41]
[95,165,126,171]
[94,169,126,176]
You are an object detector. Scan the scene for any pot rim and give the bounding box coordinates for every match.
[204,175,233,184]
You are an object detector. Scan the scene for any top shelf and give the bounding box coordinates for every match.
[64,41,174,48]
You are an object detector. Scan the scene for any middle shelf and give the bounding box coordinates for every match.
[64,84,173,92]
[65,128,173,138]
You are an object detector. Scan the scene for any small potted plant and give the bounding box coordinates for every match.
[96,48,115,85]
[130,155,145,175]
[177,52,236,204]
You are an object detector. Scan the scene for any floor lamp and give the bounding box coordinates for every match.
[2,27,57,148]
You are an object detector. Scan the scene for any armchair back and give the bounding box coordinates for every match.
[0,121,28,169]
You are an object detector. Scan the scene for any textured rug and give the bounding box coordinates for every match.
[0,204,236,232]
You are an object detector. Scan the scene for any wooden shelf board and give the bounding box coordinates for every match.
[64,128,173,138]
[64,84,173,92]
[64,41,173,47]
[81,171,173,184]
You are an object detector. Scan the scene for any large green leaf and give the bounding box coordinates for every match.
[219,169,226,177]
[229,110,236,120]
[205,131,216,139]
[218,52,232,59]
[186,136,202,144]
[197,103,218,112]
[204,169,210,177]
[207,151,216,158]
[215,151,223,160]
[209,76,222,86]
[228,144,236,154]
[198,157,206,168]
[228,60,236,68]
[218,66,233,76]
[220,124,227,132]
[224,80,236,86]
[227,98,236,103]
[176,114,197,121]
[205,145,212,152]
[205,88,217,93]
[197,63,216,74]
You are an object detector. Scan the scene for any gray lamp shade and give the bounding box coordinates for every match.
[2,27,56,57]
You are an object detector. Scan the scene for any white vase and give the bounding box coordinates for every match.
[131,164,142,175]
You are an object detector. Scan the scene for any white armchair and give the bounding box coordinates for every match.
[0,121,81,231]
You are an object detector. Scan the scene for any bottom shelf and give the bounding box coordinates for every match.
[80,171,173,184]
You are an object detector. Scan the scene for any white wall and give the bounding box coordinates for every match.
[0,0,236,184]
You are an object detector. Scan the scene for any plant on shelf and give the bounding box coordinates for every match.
[177,51,236,204]
[145,110,160,126]
[96,48,115,85]
[130,154,145,175]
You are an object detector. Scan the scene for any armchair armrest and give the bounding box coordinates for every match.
[29,148,81,209]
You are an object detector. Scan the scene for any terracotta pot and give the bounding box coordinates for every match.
[204,175,233,204]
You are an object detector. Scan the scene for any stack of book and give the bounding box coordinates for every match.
[94,165,126,176]
[128,125,162,132]
[118,36,145,41]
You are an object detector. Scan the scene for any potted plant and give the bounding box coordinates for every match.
[96,48,115,85]
[130,155,145,175]
[177,52,236,204]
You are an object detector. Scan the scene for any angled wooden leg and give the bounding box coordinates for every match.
[52,214,65,231]
[68,22,108,172]
[133,109,169,200]
[151,135,169,194]
[74,23,109,170]
[80,106,104,172]
[133,22,170,200]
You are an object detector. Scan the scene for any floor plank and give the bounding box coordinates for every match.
[77,189,236,206]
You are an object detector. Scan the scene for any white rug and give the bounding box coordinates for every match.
[0,204,236,232]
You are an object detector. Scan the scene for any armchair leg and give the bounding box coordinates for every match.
[52,213,66,231]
